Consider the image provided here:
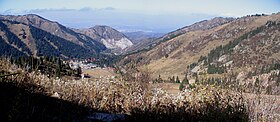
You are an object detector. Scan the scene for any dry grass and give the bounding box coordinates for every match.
[152,83,180,95]
[245,93,280,121]
[83,68,117,79]
[2,58,279,121]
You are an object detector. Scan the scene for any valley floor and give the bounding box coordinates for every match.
[83,68,117,79]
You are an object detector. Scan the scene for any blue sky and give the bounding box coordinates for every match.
[1,0,280,33]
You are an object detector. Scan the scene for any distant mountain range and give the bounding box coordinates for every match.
[0,14,133,58]
[124,31,164,44]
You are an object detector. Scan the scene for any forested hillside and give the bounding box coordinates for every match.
[0,18,106,58]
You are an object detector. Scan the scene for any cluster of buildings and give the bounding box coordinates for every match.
[65,58,117,79]
[66,58,99,70]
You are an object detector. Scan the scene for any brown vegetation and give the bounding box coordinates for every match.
[0,58,252,121]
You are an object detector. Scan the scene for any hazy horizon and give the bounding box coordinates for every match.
[1,0,280,33]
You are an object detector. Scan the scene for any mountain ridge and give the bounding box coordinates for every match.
[0,19,103,58]
[0,14,134,58]
[124,17,235,54]
[119,13,280,81]
[0,14,107,54]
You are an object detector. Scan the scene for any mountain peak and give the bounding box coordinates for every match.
[0,14,55,25]
[90,25,126,39]
[24,14,46,19]
[0,14,106,58]
[181,17,235,32]
[92,25,111,29]
[77,25,133,52]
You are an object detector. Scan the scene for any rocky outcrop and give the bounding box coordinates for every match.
[74,25,133,53]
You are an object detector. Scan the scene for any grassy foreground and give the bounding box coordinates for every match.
[0,58,251,121]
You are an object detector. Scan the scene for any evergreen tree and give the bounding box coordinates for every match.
[276,74,280,86]
[179,82,184,91]
[76,65,82,77]
[255,77,261,93]
[175,76,180,83]
[182,75,189,84]
[170,76,175,83]
[189,84,195,89]
[255,77,260,86]
[157,75,163,83]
